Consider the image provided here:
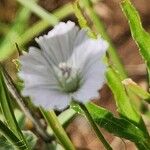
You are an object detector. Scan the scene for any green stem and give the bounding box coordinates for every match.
[40,108,75,150]
[81,0,127,79]
[75,101,112,150]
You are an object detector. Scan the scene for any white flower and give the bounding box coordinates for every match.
[19,21,108,110]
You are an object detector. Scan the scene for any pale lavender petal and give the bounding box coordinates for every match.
[74,29,89,47]
[22,87,70,110]
[19,47,58,89]
[73,60,106,103]
[70,38,108,74]
[35,21,79,65]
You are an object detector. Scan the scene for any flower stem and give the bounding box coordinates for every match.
[40,108,75,150]
[75,101,112,150]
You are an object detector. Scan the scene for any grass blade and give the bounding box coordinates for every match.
[0,120,27,150]
[16,0,58,25]
[0,3,35,60]
[0,66,30,149]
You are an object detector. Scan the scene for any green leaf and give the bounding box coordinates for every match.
[87,103,143,141]
[71,102,150,149]
[0,69,19,134]
[86,103,150,149]
[106,68,139,121]
[121,0,150,83]
[106,68,149,137]
[121,0,150,61]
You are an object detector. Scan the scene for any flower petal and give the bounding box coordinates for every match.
[19,47,58,89]
[35,21,79,65]
[73,60,106,103]
[22,87,70,110]
[70,38,108,74]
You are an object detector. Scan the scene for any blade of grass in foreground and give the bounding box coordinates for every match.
[0,67,30,149]
[0,120,27,150]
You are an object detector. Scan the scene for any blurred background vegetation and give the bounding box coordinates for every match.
[0,0,150,149]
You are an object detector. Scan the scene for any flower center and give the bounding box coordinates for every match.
[59,63,72,79]
[56,62,81,93]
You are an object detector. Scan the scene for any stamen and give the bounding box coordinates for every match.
[58,62,72,78]
[57,62,80,93]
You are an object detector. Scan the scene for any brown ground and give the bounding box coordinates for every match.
[0,0,150,149]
